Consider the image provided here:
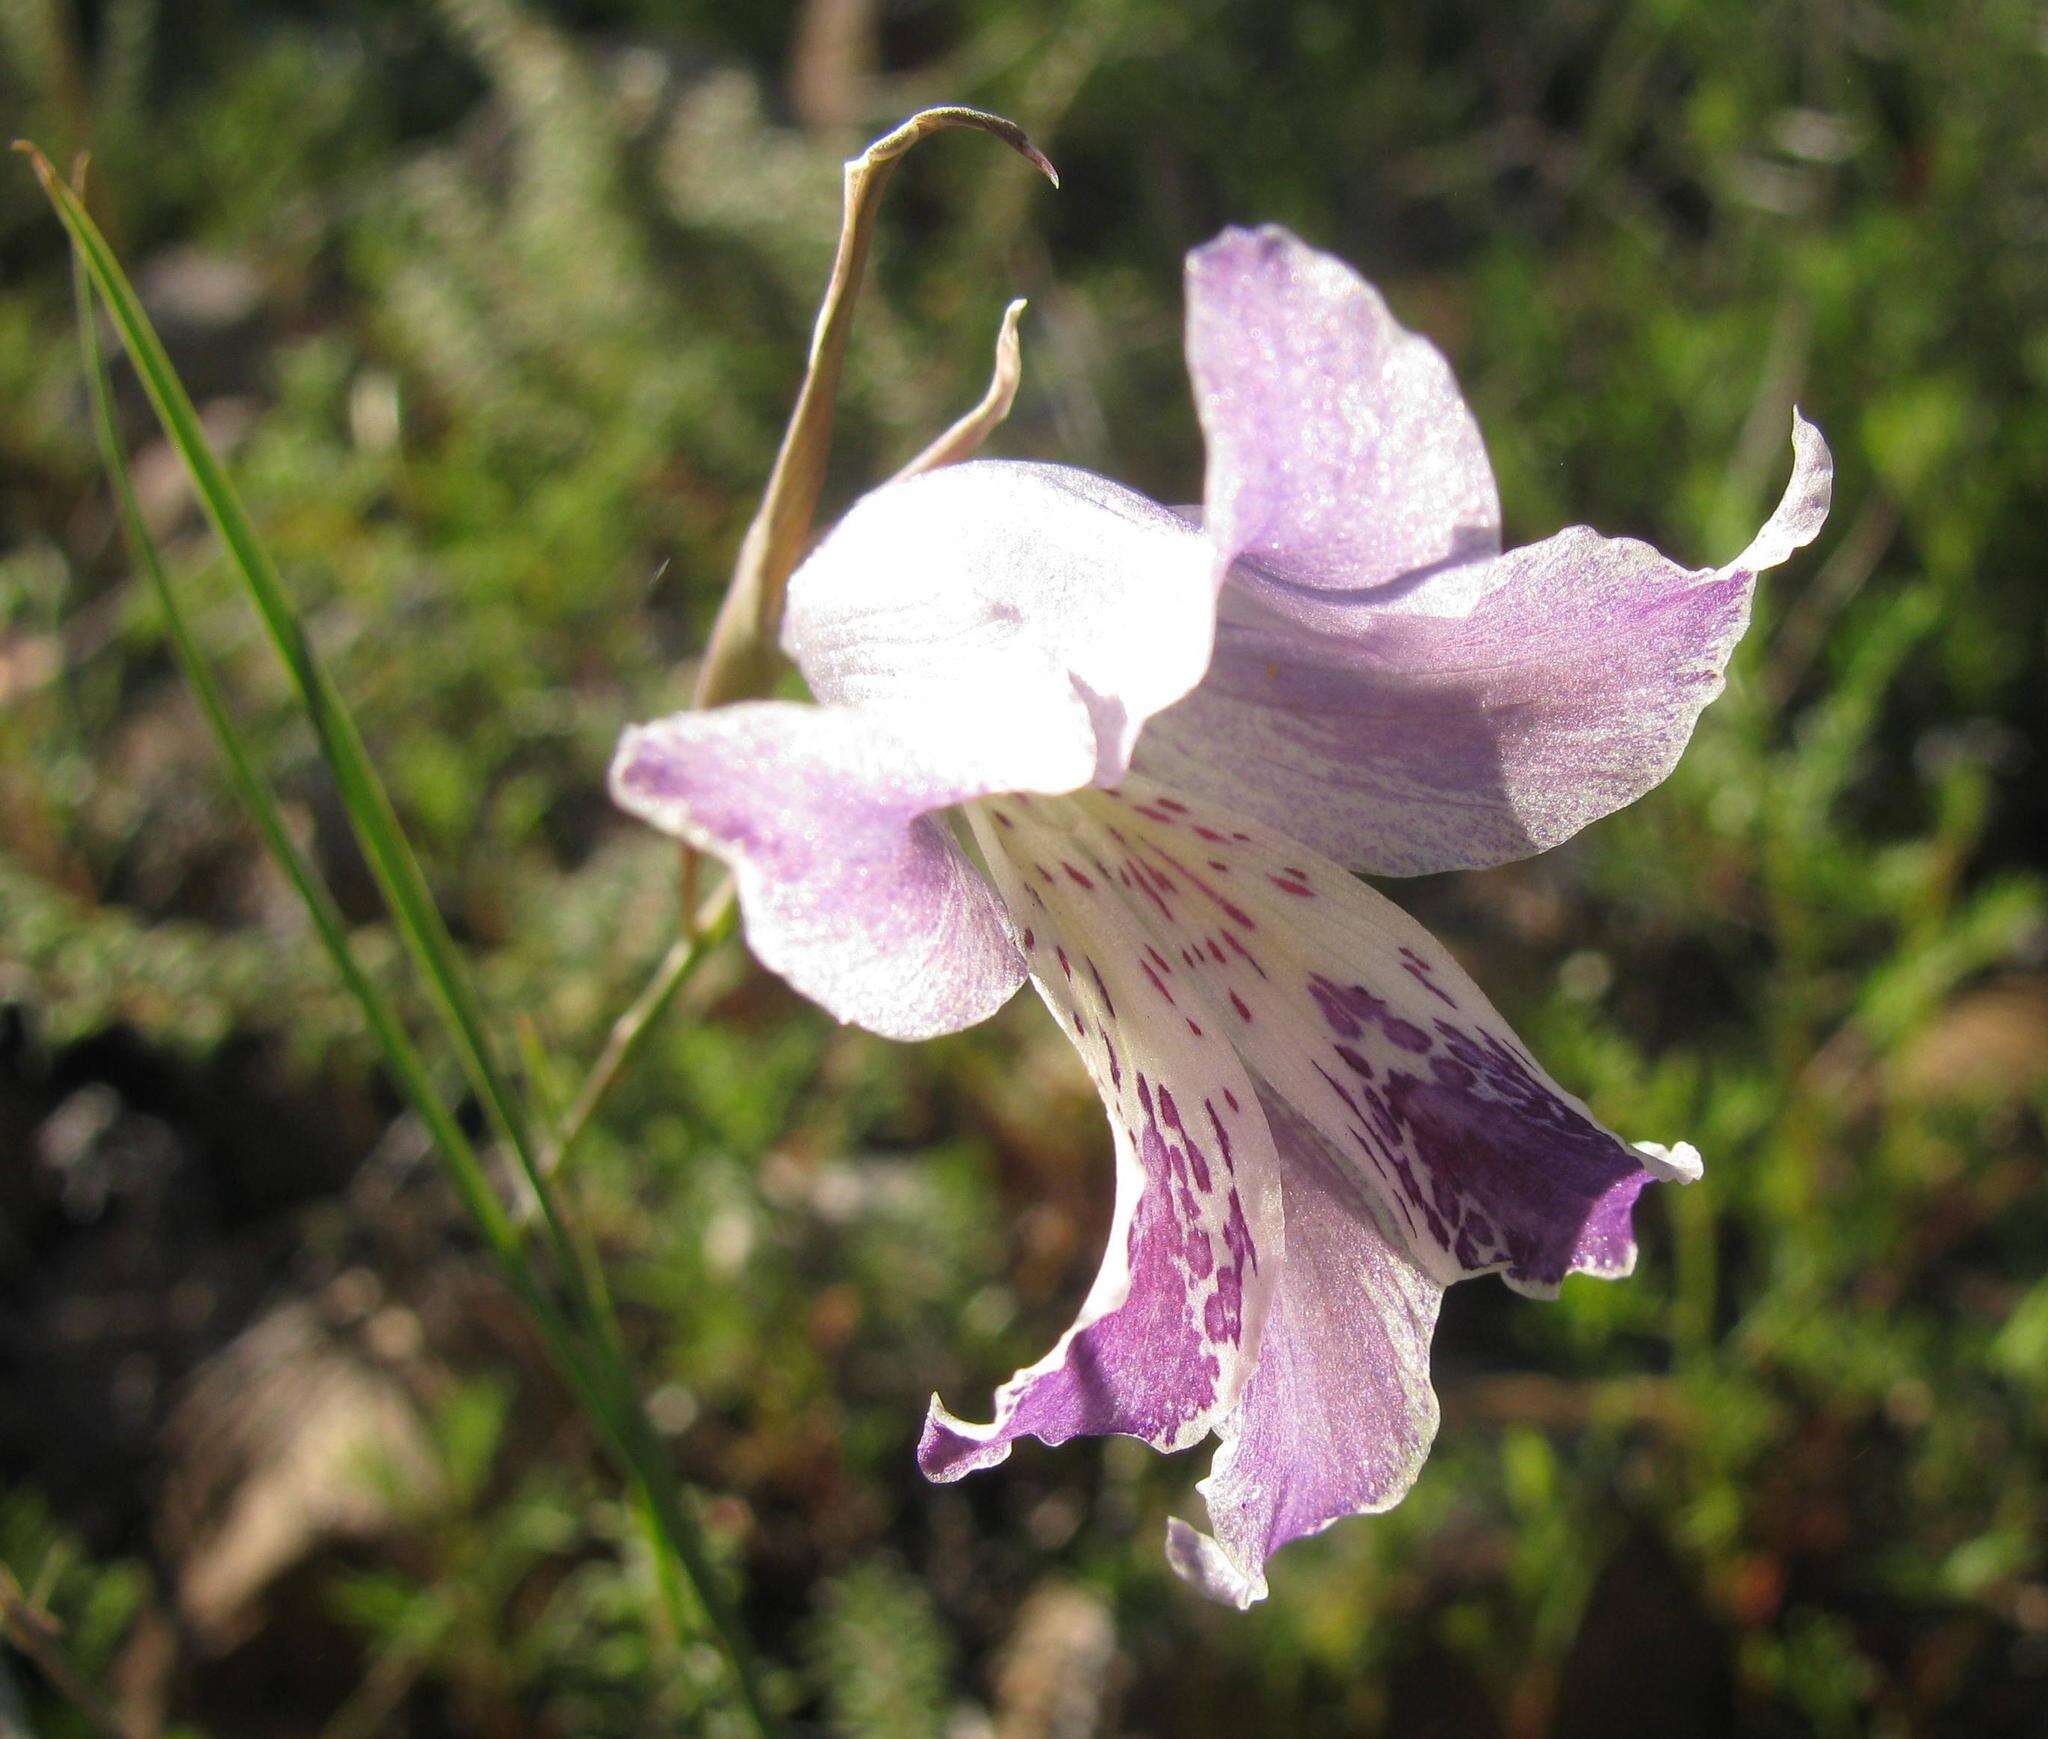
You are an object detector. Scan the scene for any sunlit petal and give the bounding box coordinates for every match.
[1141,411,1832,875]
[784,460,1220,788]
[1044,780,1689,1293]
[610,702,1024,1039]
[918,799,1284,1474]
[1168,1094,1442,1609]
[1187,224,1500,592]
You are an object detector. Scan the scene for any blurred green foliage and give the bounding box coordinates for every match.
[3,0,2047,1734]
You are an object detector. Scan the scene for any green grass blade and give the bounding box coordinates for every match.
[23,148,555,1231]
[29,149,629,1508]
[67,191,622,1567]
[53,153,781,1734]
[68,217,528,1287]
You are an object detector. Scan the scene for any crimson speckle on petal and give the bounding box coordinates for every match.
[609,219,1829,1605]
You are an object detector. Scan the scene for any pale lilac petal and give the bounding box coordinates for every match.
[783,461,1218,789]
[609,702,1024,1041]
[1186,224,1499,594]
[1041,782,1695,1294]
[1139,413,1833,875]
[1729,408,1834,573]
[1166,1094,1442,1608]
[917,799,1284,1478]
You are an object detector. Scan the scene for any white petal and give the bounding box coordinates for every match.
[917,798,1284,1477]
[1030,781,1690,1294]
[784,461,1221,790]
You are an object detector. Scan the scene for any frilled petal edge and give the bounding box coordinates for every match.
[609,701,1025,1041]
[917,801,1285,1478]
[1166,1094,1442,1609]
[1137,412,1833,875]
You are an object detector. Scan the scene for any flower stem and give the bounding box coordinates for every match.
[542,882,739,1180]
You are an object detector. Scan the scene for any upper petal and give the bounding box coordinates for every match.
[783,460,1219,788]
[610,701,1025,1040]
[1138,414,1833,874]
[917,799,1284,1477]
[1186,224,1500,595]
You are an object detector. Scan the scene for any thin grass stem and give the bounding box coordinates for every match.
[52,150,781,1735]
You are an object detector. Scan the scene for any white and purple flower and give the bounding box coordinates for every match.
[610,226,1831,1606]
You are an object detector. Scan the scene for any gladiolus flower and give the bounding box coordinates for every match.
[611,225,1831,1605]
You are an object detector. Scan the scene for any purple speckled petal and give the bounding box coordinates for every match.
[1167,1093,1442,1609]
[917,797,1284,1478]
[1043,780,1699,1295]
[609,702,1024,1041]
[783,460,1219,789]
[1186,224,1499,594]
[1139,414,1832,875]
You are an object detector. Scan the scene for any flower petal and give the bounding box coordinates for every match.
[1046,781,1690,1294]
[783,460,1219,788]
[609,702,1025,1040]
[1186,224,1499,595]
[917,799,1284,1478]
[1137,414,1832,874]
[1167,1093,1442,1608]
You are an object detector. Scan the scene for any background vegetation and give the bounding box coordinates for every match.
[4,1,2046,1733]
